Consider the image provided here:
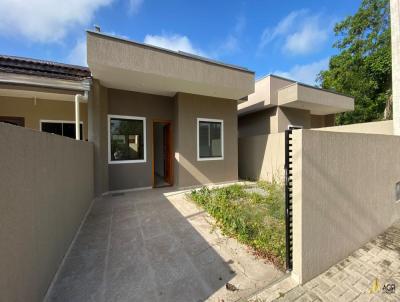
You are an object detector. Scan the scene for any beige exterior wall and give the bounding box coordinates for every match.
[87,32,254,100]
[174,93,238,188]
[107,89,174,191]
[238,107,277,138]
[278,83,354,115]
[291,130,400,284]
[0,123,94,302]
[88,79,109,196]
[238,75,295,115]
[238,106,335,139]
[0,95,88,139]
[238,133,285,182]
[277,107,311,132]
[310,114,335,128]
[316,120,393,135]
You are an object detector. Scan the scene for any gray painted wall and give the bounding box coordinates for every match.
[291,130,400,283]
[107,89,174,190]
[0,122,94,302]
[174,93,238,188]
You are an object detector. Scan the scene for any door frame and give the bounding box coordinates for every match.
[152,119,173,188]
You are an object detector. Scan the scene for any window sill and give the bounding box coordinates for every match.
[109,160,146,164]
[197,157,224,161]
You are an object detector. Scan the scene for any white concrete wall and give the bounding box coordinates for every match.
[291,129,400,284]
[238,133,285,182]
[316,120,393,135]
[0,123,94,302]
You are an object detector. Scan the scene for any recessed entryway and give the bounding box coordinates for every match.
[153,120,173,187]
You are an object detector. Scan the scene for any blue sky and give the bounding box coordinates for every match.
[0,0,360,85]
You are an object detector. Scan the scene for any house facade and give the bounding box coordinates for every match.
[237,74,354,181]
[0,31,254,196]
[238,74,354,137]
[0,55,91,139]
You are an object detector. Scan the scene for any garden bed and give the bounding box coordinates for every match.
[188,181,286,269]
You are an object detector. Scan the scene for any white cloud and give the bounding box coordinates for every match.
[283,17,328,55]
[259,9,307,50]
[258,9,330,55]
[129,0,143,14]
[0,0,113,43]
[215,15,246,56]
[67,39,87,66]
[144,33,206,56]
[273,58,329,85]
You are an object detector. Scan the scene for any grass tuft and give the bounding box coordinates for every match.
[188,181,286,269]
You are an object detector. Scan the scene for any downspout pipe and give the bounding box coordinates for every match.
[75,92,88,140]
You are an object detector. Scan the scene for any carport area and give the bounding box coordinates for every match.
[45,187,283,302]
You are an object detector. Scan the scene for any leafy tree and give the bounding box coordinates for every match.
[318,0,391,125]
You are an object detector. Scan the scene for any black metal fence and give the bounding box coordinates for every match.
[284,126,301,271]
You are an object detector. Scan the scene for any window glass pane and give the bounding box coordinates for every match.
[199,121,222,158]
[62,123,83,140]
[110,118,144,161]
[42,122,62,135]
[199,123,210,157]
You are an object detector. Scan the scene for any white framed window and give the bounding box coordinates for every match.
[197,118,224,161]
[40,120,84,140]
[108,115,147,164]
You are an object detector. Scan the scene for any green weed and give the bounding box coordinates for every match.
[188,181,286,269]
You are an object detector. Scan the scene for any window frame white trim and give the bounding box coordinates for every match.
[108,114,147,164]
[197,117,224,161]
[40,119,85,140]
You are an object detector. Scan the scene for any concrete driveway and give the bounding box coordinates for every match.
[45,187,283,302]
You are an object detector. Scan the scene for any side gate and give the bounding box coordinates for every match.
[284,126,300,271]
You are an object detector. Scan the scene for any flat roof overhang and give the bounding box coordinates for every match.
[87,31,255,100]
[278,83,354,115]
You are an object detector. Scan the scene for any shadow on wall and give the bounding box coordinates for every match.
[238,133,285,182]
[45,187,238,301]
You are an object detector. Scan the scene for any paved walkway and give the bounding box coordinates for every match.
[45,187,282,302]
[250,221,400,302]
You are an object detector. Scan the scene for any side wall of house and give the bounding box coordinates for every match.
[0,123,94,302]
[175,93,238,188]
[291,129,400,284]
[238,133,285,182]
[0,96,88,139]
[89,79,109,196]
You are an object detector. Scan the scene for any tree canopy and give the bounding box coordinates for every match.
[318,0,391,125]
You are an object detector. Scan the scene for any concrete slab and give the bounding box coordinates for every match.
[45,187,283,302]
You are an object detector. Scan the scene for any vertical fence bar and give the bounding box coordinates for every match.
[285,128,294,271]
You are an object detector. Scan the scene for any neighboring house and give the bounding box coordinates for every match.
[0,55,91,139]
[238,74,354,136]
[0,31,255,195]
[237,74,355,181]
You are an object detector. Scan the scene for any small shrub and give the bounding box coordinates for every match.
[188,182,286,269]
